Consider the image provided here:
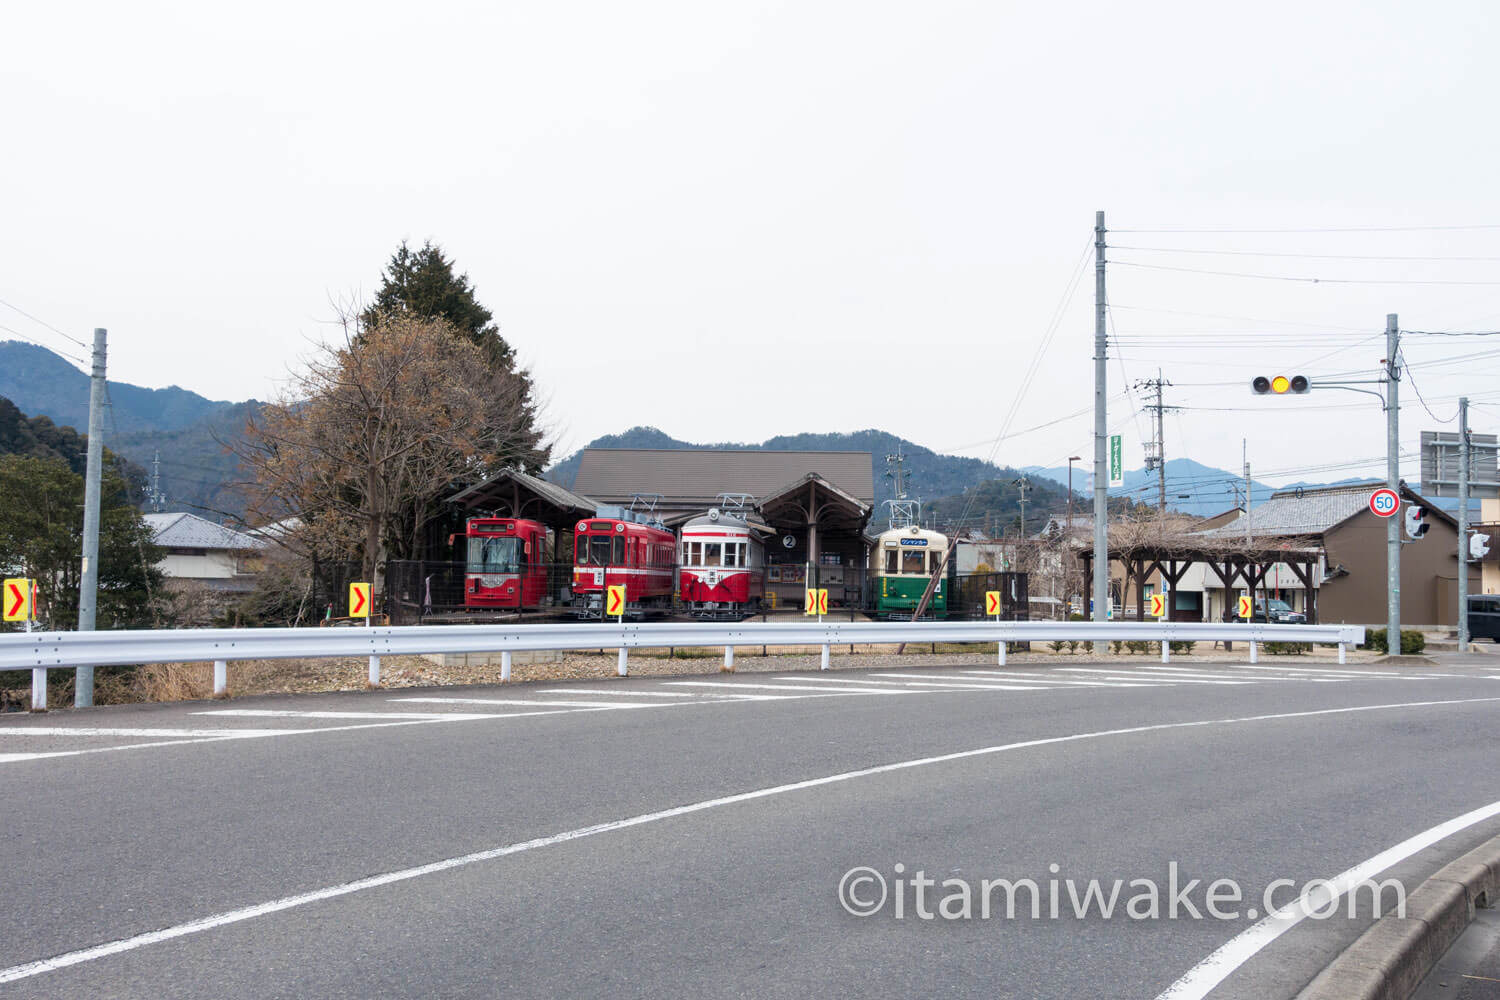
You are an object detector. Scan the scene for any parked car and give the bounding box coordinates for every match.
[1467,594,1500,643]
[1252,598,1306,625]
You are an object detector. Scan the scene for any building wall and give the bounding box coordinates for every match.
[1320,510,1474,626]
[159,551,242,580]
[1484,499,1500,596]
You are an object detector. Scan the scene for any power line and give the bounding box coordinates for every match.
[1110,259,1500,286]
[1108,303,1370,331]
[1402,329,1500,337]
[1399,349,1457,424]
[1108,245,1500,263]
[0,297,88,348]
[0,324,86,365]
[1112,223,1500,234]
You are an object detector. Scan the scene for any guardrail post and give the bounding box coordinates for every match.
[501,650,512,682]
[617,647,628,677]
[997,641,1006,666]
[723,645,734,673]
[820,644,830,670]
[368,655,381,688]
[1161,640,1170,664]
[30,668,46,712]
[1249,640,1258,664]
[212,659,228,698]
[1337,642,1346,665]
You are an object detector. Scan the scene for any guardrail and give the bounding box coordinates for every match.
[0,620,1364,710]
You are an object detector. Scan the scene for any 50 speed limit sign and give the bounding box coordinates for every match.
[1369,488,1400,518]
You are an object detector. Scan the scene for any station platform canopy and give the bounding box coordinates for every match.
[447,468,598,532]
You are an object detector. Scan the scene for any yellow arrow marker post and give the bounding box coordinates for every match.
[3,578,34,623]
[349,582,376,687]
[608,583,628,676]
[1238,595,1253,620]
[985,590,1006,665]
[1150,593,1166,618]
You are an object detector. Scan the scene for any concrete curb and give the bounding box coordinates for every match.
[1374,655,1440,666]
[1296,834,1500,999]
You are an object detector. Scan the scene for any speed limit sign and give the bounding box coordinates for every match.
[1369,488,1400,518]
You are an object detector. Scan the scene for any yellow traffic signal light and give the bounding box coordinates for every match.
[1251,375,1309,395]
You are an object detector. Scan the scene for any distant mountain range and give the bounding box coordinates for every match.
[0,341,253,518]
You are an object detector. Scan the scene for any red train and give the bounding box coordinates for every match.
[459,517,549,609]
[679,507,765,619]
[572,512,676,618]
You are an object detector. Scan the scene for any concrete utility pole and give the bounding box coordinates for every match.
[1243,440,1251,547]
[1459,395,1470,647]
[1092,210,1109,621]
[1013,476,1031,539]
[1135,371,1174,514]
[1386,313,1401,651]
[76,328,107,708]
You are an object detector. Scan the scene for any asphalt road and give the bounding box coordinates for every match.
[3,654,1500,999]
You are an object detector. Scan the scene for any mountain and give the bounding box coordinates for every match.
[0,396,147,497]
[0,341,255,518]
[548,426,1083,533]
[1023,458,1270,519]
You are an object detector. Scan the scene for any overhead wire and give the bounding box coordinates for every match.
[1108,246,1500,263]
[0,323,87,365]
[0,296,89,348]
[1109,259,1500,286]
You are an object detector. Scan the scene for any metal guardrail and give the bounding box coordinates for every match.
[0,620,1365,710]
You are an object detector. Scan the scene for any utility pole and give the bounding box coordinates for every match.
[1013,476,1031,539]
[1459,396,1470,648]
[148,449,165,512]
[1243,440,1251,547]
[1135,370,1174,514]
[1092,210,1109,621]
[1386,313,1401,652]
[76,328,107,708]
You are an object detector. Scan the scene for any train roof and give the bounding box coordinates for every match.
[871,525,949,545]
[682,511,754,531]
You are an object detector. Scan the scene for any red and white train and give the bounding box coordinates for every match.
[459,517,550,610]
[572,511,676,618]
[678,507,765,619]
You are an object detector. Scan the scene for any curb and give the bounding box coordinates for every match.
[1296,833,1500,999]
[1374,655,1439,666]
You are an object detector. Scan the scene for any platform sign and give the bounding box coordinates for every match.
[1237,595,1253,620]
[1369,488,1400,519]
[4,578,34,622]
[985,591,1001,617]
[606,584,626,619]
[349,582,371,619]
[1149,593,1166,618]
[804,588,828,616]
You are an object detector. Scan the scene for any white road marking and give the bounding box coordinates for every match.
[781,675,1046,692]
[957,671,1161,687]
[867,673,1047,691]
[1118,667,1273,682]
[7,694,1500,986]
[1226,664,1405,678]
[664,681,903,695]
[534,688,726,699]
[390,697,667,711]
[1059,668,1249,685]
[1155,797,1500,1000]
[195,710,504,721]
[0,727,298,738]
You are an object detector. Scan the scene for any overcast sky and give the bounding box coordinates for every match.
[4,0,1499,491]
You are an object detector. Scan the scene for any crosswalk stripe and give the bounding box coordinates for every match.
[664,681,902,695]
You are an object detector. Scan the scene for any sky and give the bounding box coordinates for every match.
[3,0,1499,492]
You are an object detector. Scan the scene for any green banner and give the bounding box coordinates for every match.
[1109,435,1123,487]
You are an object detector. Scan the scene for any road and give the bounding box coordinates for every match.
[3,654,1500,998]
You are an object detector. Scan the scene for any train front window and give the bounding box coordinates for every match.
[901,550,925,574]
[930,551,944,574]
[885,549,898,573]
[468,536,522,574]
[703,543,722,567]
[613,537,625,563]
[723,543,738,568]
[578,536,616,565]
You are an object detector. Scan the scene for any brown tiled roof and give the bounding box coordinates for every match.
[572,449,874,506]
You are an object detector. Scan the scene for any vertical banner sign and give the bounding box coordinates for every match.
[805,588,818,616]
[1108,435,1124,488]
[4,578,34,622]
[816,589,829,616]
[1238,595,1253,620]
[349,582,371,619]
[606,584,626,620]
[1150,592,1166,618]
[985,591,1001,618]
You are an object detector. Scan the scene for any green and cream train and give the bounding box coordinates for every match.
[868,524,949,618]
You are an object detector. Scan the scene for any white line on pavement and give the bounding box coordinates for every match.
[1059,668,1250,685]
[8,695,1500,986]
[389,698,668,711]
[958,670,1162,687]
[780,675,1047,692]
[1155,798,1500,1000]
[195,710,503,721]
[664,681,902,695]
[866,674,1048,691]
[0,727,300,738]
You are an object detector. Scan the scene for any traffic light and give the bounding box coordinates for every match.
[1471,532,1492,560]
[1251,375,1310,395]
[1404,505,1429,540]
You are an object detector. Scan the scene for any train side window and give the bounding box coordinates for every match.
[704,543,722,567]
[723,544,737,568]
[885,548,898,574]
[930,552,943,574]
[613,537,625,563]
[576,535,587,564]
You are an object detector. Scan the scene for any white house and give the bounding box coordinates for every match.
[143,513,266,593]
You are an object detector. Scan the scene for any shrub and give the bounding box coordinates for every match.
[1126,640,1150,655]
[1169,640,1196,655]
[1065,639,1080,654]
[1110,640,1124,655]
[1263,641,1312,655]
[1367,629,1426,655]
[1048,640,1066,654]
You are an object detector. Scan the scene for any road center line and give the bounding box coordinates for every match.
[5,694,1499,986]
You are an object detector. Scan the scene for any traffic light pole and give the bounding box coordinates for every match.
[1459,396,1470,648]
[1385,313,1401,654]
[1092,211,1109,623]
